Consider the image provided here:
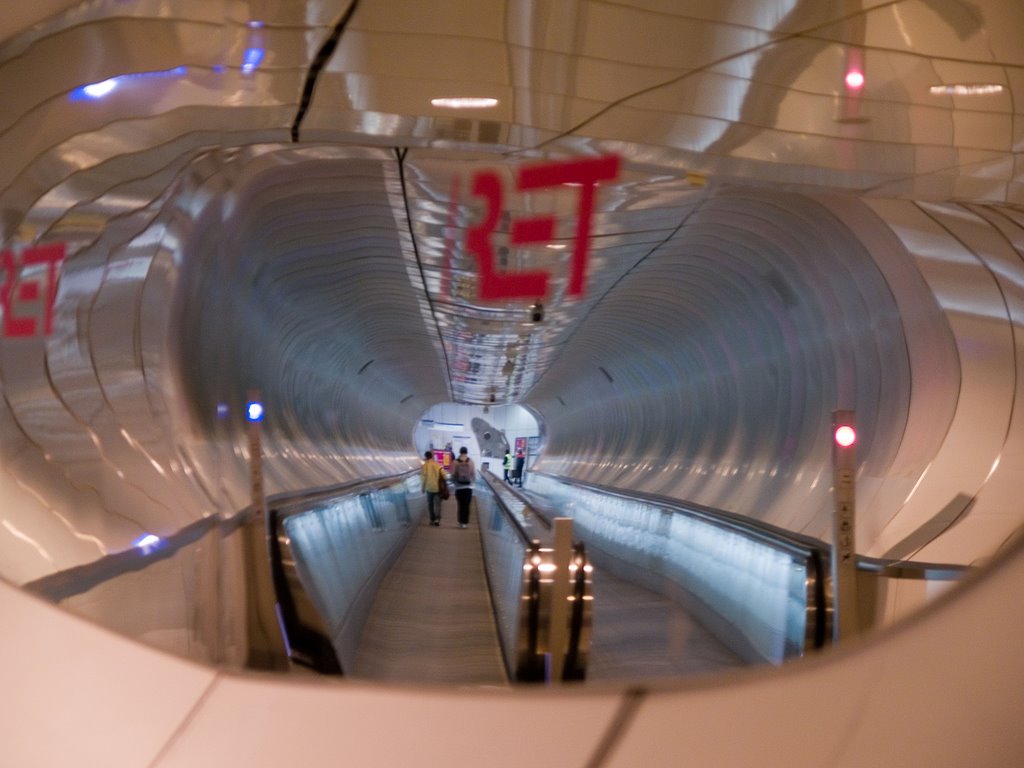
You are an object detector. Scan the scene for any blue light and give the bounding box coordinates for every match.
[246,401,265,422]
[216,403,230,419]
[69,66,188,101]
[133,533,161,553]
[241,47,264,73]
[83,78,118,98]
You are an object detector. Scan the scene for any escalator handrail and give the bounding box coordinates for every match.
[532,470,829,655]
[534,470,827,561]
[479,471,536,546]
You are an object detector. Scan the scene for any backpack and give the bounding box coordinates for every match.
[454,459,473,484]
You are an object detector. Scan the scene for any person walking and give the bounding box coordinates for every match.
[514,450,525,487]
[452,446,476,528]
[421,450,444,526]
[503,450,513,483]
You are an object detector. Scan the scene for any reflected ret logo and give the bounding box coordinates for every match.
[465,155,620,301]
[0,243,65,338]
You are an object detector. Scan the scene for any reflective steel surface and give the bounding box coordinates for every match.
[2,3,1024,766]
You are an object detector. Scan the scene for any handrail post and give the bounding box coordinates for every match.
[243,391,290,670]
[547,517,573,682]
[832,409,860,641]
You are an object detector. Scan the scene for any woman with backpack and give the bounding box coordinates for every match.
[452,446,476,528]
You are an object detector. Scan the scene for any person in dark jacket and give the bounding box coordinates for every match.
[452,446,476,528]
[514,450,525,486]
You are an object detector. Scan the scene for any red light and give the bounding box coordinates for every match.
[845,70,865,90]
[834,425,857,447]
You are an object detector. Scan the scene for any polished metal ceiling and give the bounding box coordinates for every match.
[1,1,1023,570]
[2,0,1020,411]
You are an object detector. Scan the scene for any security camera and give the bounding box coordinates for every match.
[530,302,544,323]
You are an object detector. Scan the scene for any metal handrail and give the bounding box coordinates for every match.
[479,472,539,545]
[532,470,830,655]
[262,470,419,674]
[480,470,593,681]
[857,556,972,580]
[562,542,590,681]
[541,471,828,560]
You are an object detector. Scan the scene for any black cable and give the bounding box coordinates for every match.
[291,0,362,142]
[394,146,456,399]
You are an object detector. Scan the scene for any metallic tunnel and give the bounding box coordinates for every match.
[1,1,1022,766]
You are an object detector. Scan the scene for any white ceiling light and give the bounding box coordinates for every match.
[431,97,499,109]
[929,83,1004,96]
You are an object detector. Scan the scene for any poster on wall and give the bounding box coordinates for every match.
[514,437,527,456]
[433,449,453,471]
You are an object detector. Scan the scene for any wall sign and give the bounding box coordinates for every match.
[465,155,620,301]
[1,243,65,338]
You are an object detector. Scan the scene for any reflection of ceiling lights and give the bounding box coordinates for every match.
[242,47,264,73]
[929,83,1004,96]
[70,67,188,100]
[546,243,567,250]
[430,97,499,109]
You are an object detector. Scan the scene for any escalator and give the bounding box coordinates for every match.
[267,472,593,683]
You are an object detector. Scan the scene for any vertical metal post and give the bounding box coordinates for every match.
[242,391,289,670]
[248,390,265,520]
[831,409,860,641]
[547,517,573,682]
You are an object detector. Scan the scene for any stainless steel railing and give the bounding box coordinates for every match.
[524,471,828,665]
[477,471,593,682]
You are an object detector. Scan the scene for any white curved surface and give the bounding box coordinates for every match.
[2,535,1022,766]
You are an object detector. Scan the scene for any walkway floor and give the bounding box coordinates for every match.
[349,508,508,686]
[586,567,746,681]
[512,486,747,683]
[350,483,748,686]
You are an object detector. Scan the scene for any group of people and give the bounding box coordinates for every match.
[420,447,475,528]
[503,449,525,486]
[421,444,527,528]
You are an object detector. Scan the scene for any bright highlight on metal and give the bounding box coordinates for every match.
[242,47,264,73]
[70,67,188,100]
[83,79,118,98]
[430,97,499,109]
[247,401,265,422]
[834,425,856,447]
[133,533,161,551]
[929,83,1004,96]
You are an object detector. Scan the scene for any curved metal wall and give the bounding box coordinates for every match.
[528,188,922,542]
[527,191,1024,566]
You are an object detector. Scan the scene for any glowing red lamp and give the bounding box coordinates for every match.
[834,425,857,447]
